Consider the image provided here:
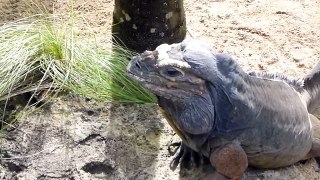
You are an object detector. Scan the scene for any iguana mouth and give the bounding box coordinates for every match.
[127,71,150,84]
[127,71,200,99]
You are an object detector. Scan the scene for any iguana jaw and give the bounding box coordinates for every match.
[126,70,192,99]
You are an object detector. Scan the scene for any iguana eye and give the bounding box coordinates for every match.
[162,67,184,77]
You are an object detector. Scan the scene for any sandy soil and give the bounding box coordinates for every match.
[1,0,320,179]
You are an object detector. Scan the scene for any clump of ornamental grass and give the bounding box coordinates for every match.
[48,44,156,103]
[0,15,156,128]
[0,17,52,127]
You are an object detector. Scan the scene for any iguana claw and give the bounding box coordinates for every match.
[168,141,208,170]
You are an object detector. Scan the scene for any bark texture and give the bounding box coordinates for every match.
[112,0,186,53]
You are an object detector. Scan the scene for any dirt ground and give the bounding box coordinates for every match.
[1,0,320,179]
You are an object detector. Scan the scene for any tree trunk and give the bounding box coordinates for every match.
[112,0,186,53]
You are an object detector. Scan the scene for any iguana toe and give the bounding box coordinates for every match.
[169,142,205,170]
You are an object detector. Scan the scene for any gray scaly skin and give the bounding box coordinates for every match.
[126,39,320,179]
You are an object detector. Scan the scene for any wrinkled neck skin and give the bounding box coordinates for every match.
[158,54,252,152]
[158,92,215,152]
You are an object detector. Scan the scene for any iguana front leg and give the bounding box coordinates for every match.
[204,143,248,180]
[169,141,207,169]
[159,107,206,169]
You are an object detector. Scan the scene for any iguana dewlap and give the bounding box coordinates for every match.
[126,39,320,179]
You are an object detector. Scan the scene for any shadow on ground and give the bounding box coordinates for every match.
[0,95,164,179]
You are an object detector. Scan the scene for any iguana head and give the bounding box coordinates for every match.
[127,39,247,144]
[126,39,217,100]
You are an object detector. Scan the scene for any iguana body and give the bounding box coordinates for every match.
[127,39,320,179]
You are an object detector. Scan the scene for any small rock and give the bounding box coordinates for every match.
[258,64,265,70]
[298,63,306,68]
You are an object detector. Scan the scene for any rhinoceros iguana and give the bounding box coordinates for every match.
[126,39,320,179]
